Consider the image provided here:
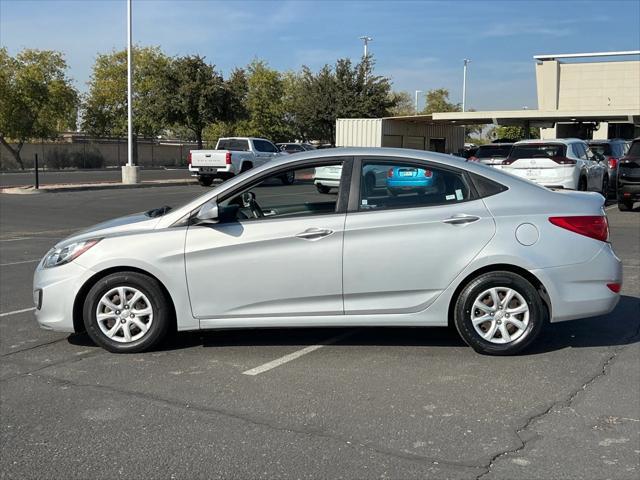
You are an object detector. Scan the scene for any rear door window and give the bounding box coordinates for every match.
[358,160,472,211]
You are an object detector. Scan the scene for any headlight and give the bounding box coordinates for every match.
[42,239,101,268]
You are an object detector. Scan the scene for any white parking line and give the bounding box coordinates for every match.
[605,204,617,211]
[242,330,356,376]
[0,307,36,318]
[0,259,40,267]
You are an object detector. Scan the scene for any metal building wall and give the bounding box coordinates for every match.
[336,119,382,147]
[381,120,465,153]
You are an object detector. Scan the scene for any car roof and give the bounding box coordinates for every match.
[514,138,584,146]
[478,143,513,147]
[587,138,627,144]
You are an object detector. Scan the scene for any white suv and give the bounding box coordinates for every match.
[501,139,607,193]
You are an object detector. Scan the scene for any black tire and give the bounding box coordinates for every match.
[198,176,213,187]
[577,176,587,191]
[240,162,253,173]
[83,272,171,353]
[601,176,608,198]
[618,201,633,211]
[316,184,331,194]
[389,188,399,196]
[453,271,546,355]
[280,171,295,185]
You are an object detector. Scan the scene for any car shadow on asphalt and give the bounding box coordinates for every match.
[67,295,639,355]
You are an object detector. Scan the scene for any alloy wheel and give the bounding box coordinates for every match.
[471,287,530,344]
[95,286,154,343]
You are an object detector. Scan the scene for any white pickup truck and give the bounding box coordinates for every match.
[189,137,292,186]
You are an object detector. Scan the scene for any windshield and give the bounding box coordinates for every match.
[476,145,512,158]
[628,141,640,157]
[589,144,612,156]
[509,144,566,160]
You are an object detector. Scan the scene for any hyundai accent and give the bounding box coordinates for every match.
[33,148,622,355]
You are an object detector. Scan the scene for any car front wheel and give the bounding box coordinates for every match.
[83,272,171,353]
[316,184,331,194]
[454,271,546,355]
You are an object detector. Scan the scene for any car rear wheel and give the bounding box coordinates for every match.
[316,184,331,194]
[198,176,213,187]
[577,176,587,191]
[454,271,546,355]
[83,272,170,353]
[618,200,633,211]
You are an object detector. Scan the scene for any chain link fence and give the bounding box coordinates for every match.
[0,136,199,170]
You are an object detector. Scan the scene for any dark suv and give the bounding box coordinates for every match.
[588,139,629,196]
[616,137,640,211]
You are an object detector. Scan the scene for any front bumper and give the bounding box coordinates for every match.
[33,260,92,332]
[532,243,622,322]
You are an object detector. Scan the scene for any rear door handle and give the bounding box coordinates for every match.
[295,228,334,240]
[441,214,480,225]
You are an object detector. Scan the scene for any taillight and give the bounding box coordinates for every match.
[551,156,576,165]
[387,168,394,178]
[606,282,621,293]
[422,169,432,177]
[225,152,232,165]
[187,152,192,166]
[468,156,478,162]
[548,216,609,242]
[607,157,618,169]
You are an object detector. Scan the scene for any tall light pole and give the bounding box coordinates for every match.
[462,58,471,112]
[415,90,423,114]
[359,36,373,57]
[122,0,139,183]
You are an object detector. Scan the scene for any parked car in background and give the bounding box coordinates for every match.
[34,147,621,356]
[386,165,438,196]
[502,139,607,194]
[617,137,640,211]
[469,143,514,167]
[588,139,628,196]
[189,137,289,187]
[277,143,316,154]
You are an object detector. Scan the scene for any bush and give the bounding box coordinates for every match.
[46,149,73,169]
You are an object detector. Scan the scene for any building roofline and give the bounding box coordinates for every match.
[533,51,640,61]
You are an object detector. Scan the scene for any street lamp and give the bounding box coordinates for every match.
[462,58,471,112]
[359,36,373,57]
[415,90,423,114]
[122,0,139,183]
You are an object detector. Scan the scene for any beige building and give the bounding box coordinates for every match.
[434,51,640,140]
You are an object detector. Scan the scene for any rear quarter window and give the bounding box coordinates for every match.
[469,173,508,198]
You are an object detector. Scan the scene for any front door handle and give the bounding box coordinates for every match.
[441,214,480,225]
[295,228,334,240]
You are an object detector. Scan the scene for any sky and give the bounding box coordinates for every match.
[1,0,639,111]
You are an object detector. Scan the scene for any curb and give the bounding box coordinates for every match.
[0,179,198,195]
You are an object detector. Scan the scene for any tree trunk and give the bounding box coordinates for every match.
[0,137,25,170]
[196,130,203,150]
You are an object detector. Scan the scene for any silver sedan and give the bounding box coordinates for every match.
[33,148,622,355]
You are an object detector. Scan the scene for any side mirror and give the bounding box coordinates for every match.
[196,200,219,224]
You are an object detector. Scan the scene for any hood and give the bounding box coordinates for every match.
[56,212,161,247]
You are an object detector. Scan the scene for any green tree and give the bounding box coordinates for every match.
[163,55,226,149]
[0,48,78,169]
[493,125,540,141]
[388,91,415,116]
[82,46,170,161]
[421,88,460,114]
[244,60,289,141]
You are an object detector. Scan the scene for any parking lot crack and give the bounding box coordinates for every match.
[475,346,627,480]
[31,371,485,474]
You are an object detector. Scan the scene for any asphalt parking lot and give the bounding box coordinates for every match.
[1,185,639,479]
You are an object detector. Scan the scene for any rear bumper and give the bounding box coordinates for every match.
[617,181,640,201]
[505,168,578,189]
[532,244,622,323]
[314,178,340,188]
[189,165,234,177]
